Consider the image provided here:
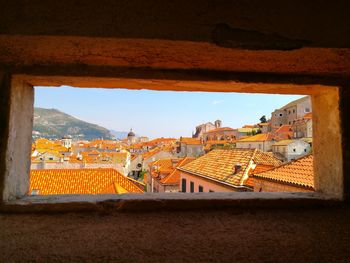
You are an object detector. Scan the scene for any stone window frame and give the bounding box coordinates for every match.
[0,74,345,212]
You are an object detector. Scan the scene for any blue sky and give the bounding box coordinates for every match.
[34,86,303,139]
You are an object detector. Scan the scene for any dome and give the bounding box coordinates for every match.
[128,129,135,137]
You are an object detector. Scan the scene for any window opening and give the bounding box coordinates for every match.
[29,86,315,196]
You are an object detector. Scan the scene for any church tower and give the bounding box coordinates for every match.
[127,129,136,145]
[214,119,222,128]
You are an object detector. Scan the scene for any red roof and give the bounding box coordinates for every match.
[204,127,234,134]
[30,168,144,195]
[275,125,292,134]
[253,155,314,189]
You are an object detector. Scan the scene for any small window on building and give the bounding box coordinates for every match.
[209,190,215,192]
[190,181,194,193]
[293,109,296,113]
[293,148,296,152]
[288,121,291,125]
[49,157,54,160]
[279,113,283,117]
[305,108,310,113]
[181,178,187,192]
[198,185,203,192]
[288,110,291,114]
[304,149,307,152]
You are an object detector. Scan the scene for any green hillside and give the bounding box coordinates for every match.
[33,108,114,141]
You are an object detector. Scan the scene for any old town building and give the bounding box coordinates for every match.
[147,157,195,193]
[192,119,221,139]
[271,96,311,130]
[253,155,314,192]
[178,149,281,193]
[236,133,275,152]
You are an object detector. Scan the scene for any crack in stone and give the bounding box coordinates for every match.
[212,23,310,50]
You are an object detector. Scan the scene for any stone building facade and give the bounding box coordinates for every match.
[271,96,311,130]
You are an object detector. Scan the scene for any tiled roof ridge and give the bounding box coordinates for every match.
[254,153,312,175]
[204,127,234,133]
[160,157,195,185]
[253,154,314,188]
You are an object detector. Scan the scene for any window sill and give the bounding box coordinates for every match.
[0,192,341,213]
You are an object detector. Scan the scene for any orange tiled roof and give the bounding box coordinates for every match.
[131,154,141,161]
[149,138,176,144]
[179,149,281,187]
[204,127,234,134]
[244,164,278,188]
[258,122,270,126]
[142,147,162,159]
[29,168,144,195]
[253,155,314,189]
[242,125,255,128]
[303,112,312,119]
[238,133,274,142]
[149,158,174,176]
[275,125,292,134]
[180,137,202,145]
[142,145,174,160]
[160,157,195,185]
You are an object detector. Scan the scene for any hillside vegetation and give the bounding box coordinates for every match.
[33,108,114,141]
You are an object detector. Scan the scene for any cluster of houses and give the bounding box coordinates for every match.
[30,96,314,195]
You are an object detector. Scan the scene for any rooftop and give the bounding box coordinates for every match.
[180,137,202,145]
[160,157,195,185]
[179,149,281,187]
[253,155,314,189]
[238,133,274,142]
[204,127,234,134]
[30,168,144,195]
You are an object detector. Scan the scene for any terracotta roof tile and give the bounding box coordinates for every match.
[29,168,144,195]
[303,112,312,119]
[180,137,202,145]
[160,157,195,185]
[179,149,281,187]
[253,155,314,189]
[204,127,234,134]
[275,125,292,134]
[238,133,274,142]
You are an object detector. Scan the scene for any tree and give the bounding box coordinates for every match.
[260,115,267,123]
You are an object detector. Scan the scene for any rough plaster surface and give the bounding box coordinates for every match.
[340,86,350,200]
[2,192,335,213]
[0,72,11,202]
[1,37,349,76]
[0,1,350,48]
[1,207,350,262]
[2,79,33,201]
[312,89,343,198]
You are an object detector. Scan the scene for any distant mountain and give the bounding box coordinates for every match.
[33,108,114,141]
[110,130,129,140]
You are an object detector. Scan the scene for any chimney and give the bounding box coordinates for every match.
[233,164,242,174]
[171,158,180,167]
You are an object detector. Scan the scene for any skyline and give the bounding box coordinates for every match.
[34,86,304,139]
